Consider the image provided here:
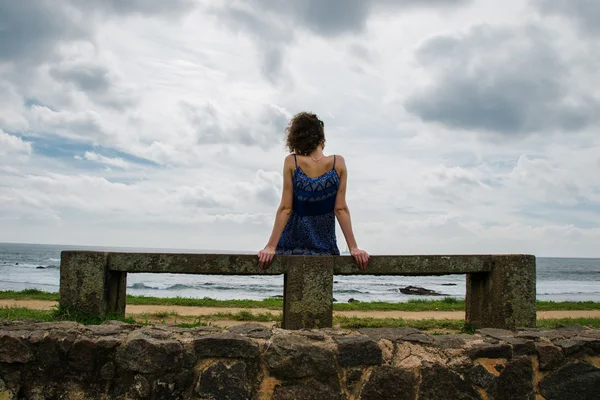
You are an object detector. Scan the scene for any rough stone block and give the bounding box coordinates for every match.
[195,361,255,400]
[420,363,482,400]
[264,335,337,380]
[539,362,600,400]
[536,344,565,371]
[334,335,382,367]
[115,336,183,374]
[272,380,344,400]
[359,366,417,400]
[488,357,535,400]
[192,333,259,359]
[467,364,495,388]
[358,327,420,341]
[467,343,513,360]
[0,335,34,363]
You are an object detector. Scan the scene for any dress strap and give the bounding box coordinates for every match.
[332,155,336,170]
[293,154,298,168]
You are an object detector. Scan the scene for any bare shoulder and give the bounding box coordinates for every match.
[284,153,296,165]
[334,154,347,168]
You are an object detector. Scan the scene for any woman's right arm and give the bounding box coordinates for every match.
[258,155,294,269]
[334,156,369,270]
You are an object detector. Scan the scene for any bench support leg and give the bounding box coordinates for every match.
[283,257,334,329]
[466,255,536,329]
[59,251,127,318]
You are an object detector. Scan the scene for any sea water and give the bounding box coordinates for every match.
[1,242,599,303]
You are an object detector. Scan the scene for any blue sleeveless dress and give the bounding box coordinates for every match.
[276,154,341,255]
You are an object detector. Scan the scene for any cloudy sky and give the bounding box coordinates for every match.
[1,0,599,257]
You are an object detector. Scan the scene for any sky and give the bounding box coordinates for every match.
[1,0,599,257]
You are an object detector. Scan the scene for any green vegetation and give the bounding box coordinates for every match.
[537,317,600,329]
[0,305,137,325]
[177,320,215,329]
[1,305,599,331]
[126,296,285,309]
[0,289,58,301]
[0,306,54,321]
[2,289,600,312]
[209,311,282,322]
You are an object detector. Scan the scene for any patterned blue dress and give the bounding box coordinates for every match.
[276,154,341,255]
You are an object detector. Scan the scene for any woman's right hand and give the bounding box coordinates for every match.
[350,248,369,270]
[258,245,276,270]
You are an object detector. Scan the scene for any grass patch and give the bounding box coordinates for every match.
[2,305,599,331]
[535,301,600,311]
[148,311,180,319]
[0,289,59,301]
[0,305,137,325]
[2,290,600,312]
[0,306,55,321]
[332,298,466,311]
[177,319,215,329]
[52,304,137,325]
[537,317,600,329]
[210,311,282,322]
[126,296,285,309]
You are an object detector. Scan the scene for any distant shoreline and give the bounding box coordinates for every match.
[2,242,600,259]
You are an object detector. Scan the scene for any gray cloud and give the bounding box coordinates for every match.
[536,0,600,36]
[76,0,194,17]
[0,1,86,63]
[181,101,289,147]
[0,0,192,123]
[226,0,470,38]
[405,25,598,135]
[0,1,194,64]
[211,0,470,81]
[49,62,112,92]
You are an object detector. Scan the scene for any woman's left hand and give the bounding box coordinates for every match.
[258,245,276,269]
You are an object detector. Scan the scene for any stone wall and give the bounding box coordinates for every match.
[0,320,599,399]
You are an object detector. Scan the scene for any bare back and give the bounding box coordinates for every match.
[294,155,338,178]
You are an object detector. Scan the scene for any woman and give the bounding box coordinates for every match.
[258,112,369,270]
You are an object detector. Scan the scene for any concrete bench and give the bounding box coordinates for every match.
[59,252,536,330]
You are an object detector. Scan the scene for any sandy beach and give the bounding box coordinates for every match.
[2,299,600,321]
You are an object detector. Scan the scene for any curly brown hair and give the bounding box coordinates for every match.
[285,112,325,156]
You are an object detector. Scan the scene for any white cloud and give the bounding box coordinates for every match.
[0,0,598,257]
[0,130,32,155]
[83,151,129,169]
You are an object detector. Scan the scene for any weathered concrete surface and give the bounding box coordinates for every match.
[0,320,598,399]
[61,252,536,330]
[107,252,288,274]
[283,257,334,329]
[107,253,494,275]
[59,252,110,316]
[333,255,492,275]
[466,255,536,330]
[60,251,126,317]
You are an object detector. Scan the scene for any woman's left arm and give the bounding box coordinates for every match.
[258,155,294,269]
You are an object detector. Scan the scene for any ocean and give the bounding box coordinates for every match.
[1,242,599,303]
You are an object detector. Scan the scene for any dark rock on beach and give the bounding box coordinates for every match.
[399,285,445,296]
